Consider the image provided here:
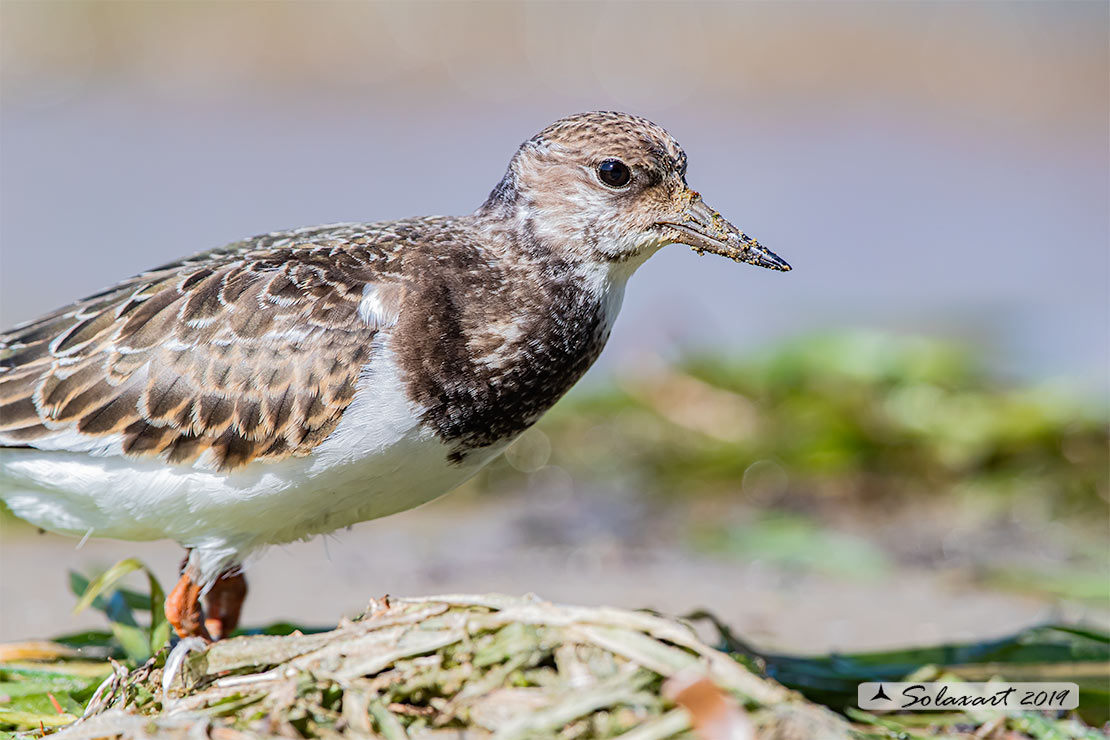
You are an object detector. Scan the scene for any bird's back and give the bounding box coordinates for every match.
[0,221,429,470]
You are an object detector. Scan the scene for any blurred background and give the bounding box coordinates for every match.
[1,2,1106,652]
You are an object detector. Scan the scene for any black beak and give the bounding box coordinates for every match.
[657,193,791,272]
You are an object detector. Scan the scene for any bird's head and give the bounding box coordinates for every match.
[478,111,790,274]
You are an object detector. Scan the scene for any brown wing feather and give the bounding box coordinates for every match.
[0,228,406,471]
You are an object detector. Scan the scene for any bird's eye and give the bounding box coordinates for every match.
[597,159,632,188]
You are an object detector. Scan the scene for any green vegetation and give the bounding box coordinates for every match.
[516,332,1107,517]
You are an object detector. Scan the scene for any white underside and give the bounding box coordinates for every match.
[0,337,505,584]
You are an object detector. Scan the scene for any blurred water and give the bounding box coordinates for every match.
[1,2,1106,388]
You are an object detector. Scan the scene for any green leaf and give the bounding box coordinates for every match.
[52,629,116,653]
[69,558,171,661]
[150,619,172,657]
[0,676,94,699]
[144,566,168,654]
[71,558,145,616]
[0,708,78,730]
[0,663,113,681]
[110,621,154,664]
[68,571,153,613]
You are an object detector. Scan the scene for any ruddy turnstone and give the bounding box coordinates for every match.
[0,112,789,641]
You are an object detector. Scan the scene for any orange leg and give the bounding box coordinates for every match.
[204,570,248,640]
[165,570,213,642]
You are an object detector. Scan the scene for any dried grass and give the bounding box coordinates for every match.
[49,594,847,740]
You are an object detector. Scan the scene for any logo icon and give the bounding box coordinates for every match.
[870,684,891,702]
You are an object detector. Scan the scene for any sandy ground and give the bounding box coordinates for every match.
[1,488,1104,654]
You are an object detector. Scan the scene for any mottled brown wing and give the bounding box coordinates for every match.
[0,235,404,471]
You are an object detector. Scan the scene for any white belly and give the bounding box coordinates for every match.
[0,342,504,583]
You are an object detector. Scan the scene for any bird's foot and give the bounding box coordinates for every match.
[165,567,248,641]
[162,637,207,701]
[204,569,248,640]
[166,571,213,642]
